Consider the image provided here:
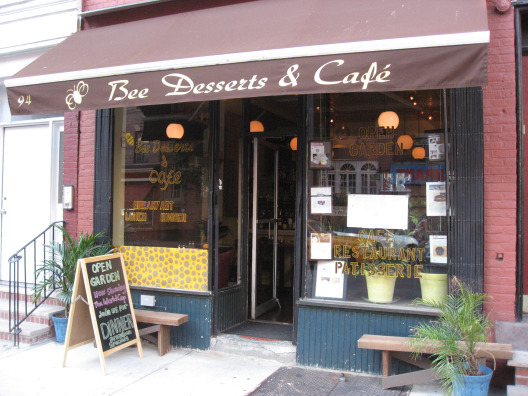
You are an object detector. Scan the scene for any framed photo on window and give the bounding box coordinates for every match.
[309,232,332,260]
[314,260,346,299]
[309,141,332,169]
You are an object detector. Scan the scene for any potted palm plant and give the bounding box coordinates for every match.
[409,277,494,396]
[33,224,114,342]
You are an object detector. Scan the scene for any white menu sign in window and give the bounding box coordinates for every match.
[311,187,332,214]
[310,232,332,260]
[315,260,345,299]
[430,235,448,264]
[347,194,409,230]
[426,182,446,217]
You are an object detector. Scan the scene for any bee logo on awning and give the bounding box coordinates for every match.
[66,81,89,110]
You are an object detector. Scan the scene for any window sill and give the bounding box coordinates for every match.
[298,297,440,316]
[131,285,212,297]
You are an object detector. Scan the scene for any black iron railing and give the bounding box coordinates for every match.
[8,221,64,346]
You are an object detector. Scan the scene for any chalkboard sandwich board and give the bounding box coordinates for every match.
[63,253,143,374]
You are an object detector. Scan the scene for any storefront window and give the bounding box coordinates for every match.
[217,99,243,288]
[113,103,210,291]
[306,91,448,307]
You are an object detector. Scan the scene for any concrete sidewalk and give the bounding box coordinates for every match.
[0,339,504,396]
[0,340,282,396]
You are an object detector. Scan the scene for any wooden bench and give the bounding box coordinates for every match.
[134,309,189,356]
[358,334,514,389]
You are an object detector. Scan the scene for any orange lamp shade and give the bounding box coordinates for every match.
[290,137,298,151]
[250,120,264,132]
[378,111,399,129]
[397,135,414,150]
[166,123,184,139]
[412,146,426,159]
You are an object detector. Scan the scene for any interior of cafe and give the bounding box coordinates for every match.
[110,89,448,342]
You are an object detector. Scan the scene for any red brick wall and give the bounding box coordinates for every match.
[63,111,95,238]
[483,2,517,324]
[63,112,79,238]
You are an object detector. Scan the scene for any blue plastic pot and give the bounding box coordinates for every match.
[453,365,493,396]
[51,312,68,343]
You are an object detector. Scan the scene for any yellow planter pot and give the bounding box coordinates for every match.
[420,273,448,304]
[365,274,397,303]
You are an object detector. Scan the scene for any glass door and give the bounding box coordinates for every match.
[251,137,281,319]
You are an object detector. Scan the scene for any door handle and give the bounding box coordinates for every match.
[0,209,6,215]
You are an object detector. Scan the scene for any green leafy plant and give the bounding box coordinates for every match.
[409,277,493,395]
[33,224,114,317]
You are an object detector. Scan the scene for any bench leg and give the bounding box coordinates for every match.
[382,368,438,389]
[382,351,392,376]
[158,325,171,356]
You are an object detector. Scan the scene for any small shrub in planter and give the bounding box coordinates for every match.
[33,224,114,319]
[409,277,494,395]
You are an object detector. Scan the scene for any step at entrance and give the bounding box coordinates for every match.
[211,333,296,364]
[0,286,64,345]
[223,321,293,342]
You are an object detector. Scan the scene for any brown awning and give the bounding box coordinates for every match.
[6,0,489,115]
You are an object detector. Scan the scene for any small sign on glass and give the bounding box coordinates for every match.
[310,187,332,214]
[309,141,332,169]
[310,232,332,260]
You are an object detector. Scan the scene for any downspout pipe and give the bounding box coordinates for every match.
[514,4,524,321]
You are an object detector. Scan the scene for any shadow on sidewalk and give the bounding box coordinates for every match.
[248,366,410,396]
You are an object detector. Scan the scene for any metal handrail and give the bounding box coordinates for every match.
[8,221,64,346]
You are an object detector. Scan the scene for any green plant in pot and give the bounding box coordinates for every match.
[33,224,114,342]
[409,277,494,396]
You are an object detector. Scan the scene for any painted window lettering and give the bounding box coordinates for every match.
[108,80,149,101]
[162,73,267,96]
[314,61,391,89]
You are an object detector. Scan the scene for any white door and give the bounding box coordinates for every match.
[0,122,62,282]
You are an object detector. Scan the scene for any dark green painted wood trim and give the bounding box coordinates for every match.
[216,285,246,332]
[94,109,114,237]
[298,298,440,317]
[296,304,434,373]
[447,88,485,293]
[131,290,212,350]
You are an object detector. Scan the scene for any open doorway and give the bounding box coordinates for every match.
[249,136,296,324]
[218,96,298,341]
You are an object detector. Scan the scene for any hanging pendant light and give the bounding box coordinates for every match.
[397,135,414,150]
[289,137,298,151]
[250,120,264,132]
[412,146,426,159]
[166,123,184,139]
[378,111,399,129]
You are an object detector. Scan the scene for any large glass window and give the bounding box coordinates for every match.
[217,99,243,288]
[113,103,210,248]
[306,91,448,308]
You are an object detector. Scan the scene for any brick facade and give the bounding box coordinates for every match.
[63,111,80,237]
[63,110,96,238]
[69,0,520,325]
[483,2,517,324]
